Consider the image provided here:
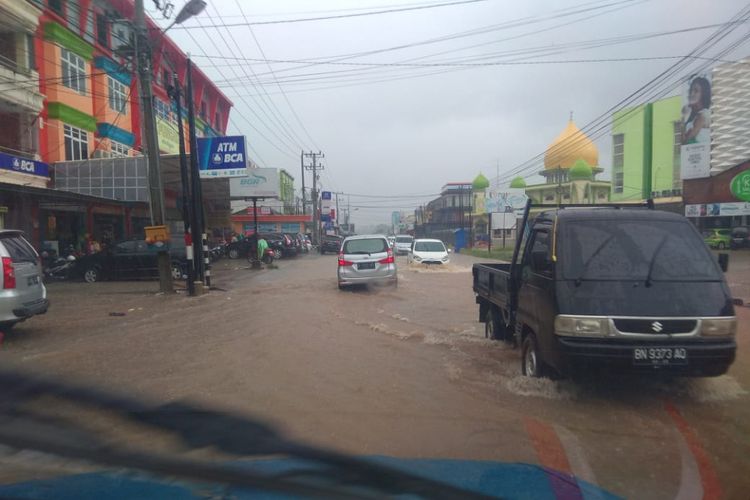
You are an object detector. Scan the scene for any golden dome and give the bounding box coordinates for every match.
[544,120,598,170]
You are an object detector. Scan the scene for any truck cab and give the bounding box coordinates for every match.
[474,205,736,378]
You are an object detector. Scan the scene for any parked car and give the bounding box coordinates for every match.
[407,239,450,264]
[703,228,731,249]
[394,235,414,255]
[473,203,736,378]
[284,233,303,255]
[320,235,343,254]
[337,235,397,289]
[730,227,749,249]
[73,239,187,283]
[226,239,253,259]
[0,230,49,330]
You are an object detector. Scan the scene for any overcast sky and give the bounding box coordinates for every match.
[153,0,748,228]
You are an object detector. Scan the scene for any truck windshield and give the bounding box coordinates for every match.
[560,219,722,282]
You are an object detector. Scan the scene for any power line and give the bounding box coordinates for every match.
[170,0,488,29]
[491,4,750,186]
[193,15,304,154]
[231,0,321,151]
[181,28,299,160]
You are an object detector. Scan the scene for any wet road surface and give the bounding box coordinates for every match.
[0,252,748,498]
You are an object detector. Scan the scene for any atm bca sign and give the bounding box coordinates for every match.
[197,136,249,178]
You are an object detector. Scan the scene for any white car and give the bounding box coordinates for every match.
[407,239,450,265]
[394,235,413,255]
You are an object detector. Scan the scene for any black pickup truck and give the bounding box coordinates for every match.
[473,201,736,378]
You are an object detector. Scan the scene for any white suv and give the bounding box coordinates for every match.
[0,231,48,330]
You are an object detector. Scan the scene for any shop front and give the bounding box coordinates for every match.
[683,159,750,231]
[231,213,312,236]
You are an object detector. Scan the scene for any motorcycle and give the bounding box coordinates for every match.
[262,248,275,265]
[43,254,77,281]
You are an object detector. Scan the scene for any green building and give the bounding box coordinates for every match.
[279,169,295,214]
[610,96,682,202]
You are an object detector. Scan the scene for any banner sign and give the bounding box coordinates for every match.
[0,151,49,177]
[484,188,528,216]
[680,73,712,180]
[229,168,280,198]
[197,135,248,178]
[730,170,750,201]
[686,202,750,217]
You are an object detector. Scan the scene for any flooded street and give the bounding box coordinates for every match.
[1,252,748,498]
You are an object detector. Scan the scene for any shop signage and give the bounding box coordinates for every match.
[197,135,248,178]
[730,170,750,201]
[321,191,333,215]
[0,152,49,178]
[145,225,170,245]
[686,202,750,217]
[230,168,280,198]
[156,117,180,155]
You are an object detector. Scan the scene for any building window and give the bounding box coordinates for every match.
[214,111,221,130]
[108,76,128,113]
[61,48,86,94]
[200,101,207,120]
[96,14,109,48]
[64,124,89,161]
[111,141,129,157]
[83,9,95,44]
[111,22,131,51]
[48,0,63,16]
[672,121,682,189]
[67,0,81,33]
[614,173,624,194]
[154,99,172,122]
[163,69,171,88]
[612,133,624,194]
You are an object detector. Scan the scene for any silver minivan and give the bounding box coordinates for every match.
[337,235,397,289]
[0,231,48,330]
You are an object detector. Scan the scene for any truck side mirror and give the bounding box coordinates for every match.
[718,253,729,273]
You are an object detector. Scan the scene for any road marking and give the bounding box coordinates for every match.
[665,401,722,500]
[555,424,599,491]
[524,417,584,499]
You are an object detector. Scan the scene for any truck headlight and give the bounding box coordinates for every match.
[700,318,736,337]
[414,256,422,262]
[554,316,609,336]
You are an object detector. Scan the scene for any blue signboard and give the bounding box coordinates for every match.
[321,191,332,200]
[0,152,48,178]
[320,214,332,222]
[196,135,248,178]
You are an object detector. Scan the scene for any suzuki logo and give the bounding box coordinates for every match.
[651,321,664,333]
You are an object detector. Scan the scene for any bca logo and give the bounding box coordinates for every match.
[12,158,34,173]
[212,153,222,165]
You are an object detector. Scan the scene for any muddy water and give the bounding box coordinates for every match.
[0,253,748,498]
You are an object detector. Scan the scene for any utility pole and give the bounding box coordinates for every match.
[303,151,324,246]
[134,0,172,293]
[168,72,195,296]
[300,150,306,215]
[186,58,205,285]
[556,165,562,207]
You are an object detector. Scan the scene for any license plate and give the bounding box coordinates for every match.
[27,275,40,286]
[633,347,688,365]
[357,262,375,270]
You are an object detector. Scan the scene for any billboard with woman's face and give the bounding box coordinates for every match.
[680,73,712,179]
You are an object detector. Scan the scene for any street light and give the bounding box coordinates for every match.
[164,0,207,32]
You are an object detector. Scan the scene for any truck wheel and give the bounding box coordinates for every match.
[522,333,545,378]
[228,248,239,259]
[485,308,500,340]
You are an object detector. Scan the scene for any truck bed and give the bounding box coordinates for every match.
[472,263,512,308]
